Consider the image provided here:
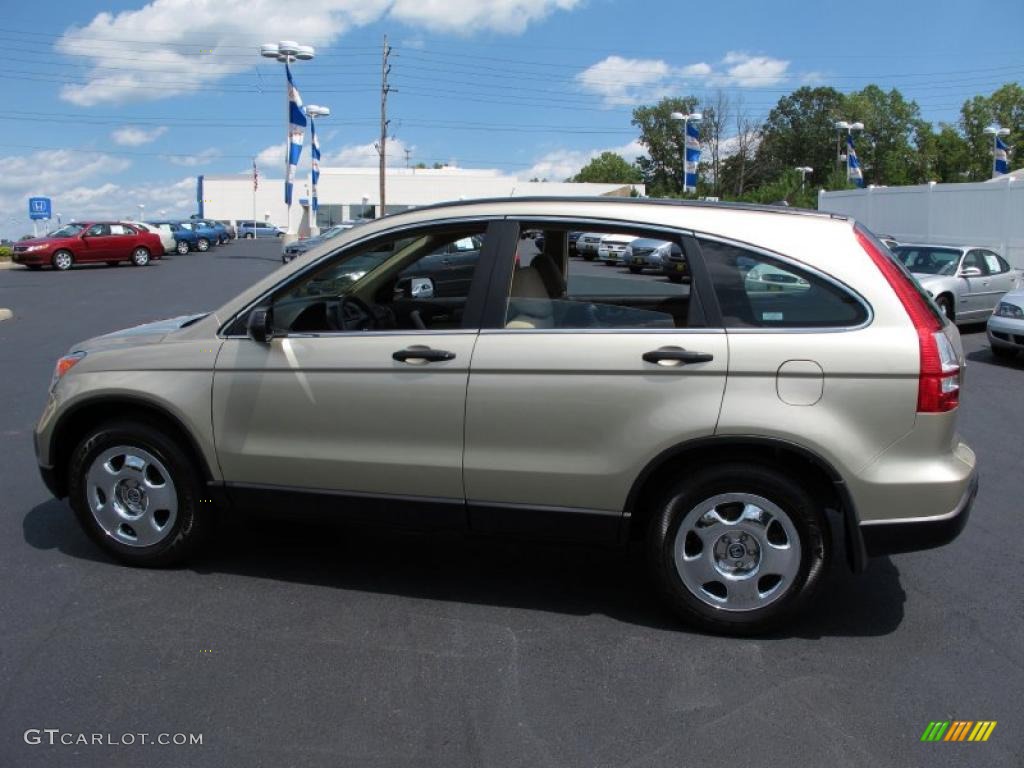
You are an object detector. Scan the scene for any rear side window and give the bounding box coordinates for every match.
[699,238,868,329]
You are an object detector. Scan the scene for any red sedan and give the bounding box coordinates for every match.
[11,222,164,271]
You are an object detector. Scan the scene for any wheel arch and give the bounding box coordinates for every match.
[624,435,865,571]
[48,394,215,498]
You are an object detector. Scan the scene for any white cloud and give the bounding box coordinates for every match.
[111,125,168,146]
[520,139,643,181]
[578,52,791,107]
[57,0,580,105]
[0,150,131,194]
[253,138,409,170]
[718,52,789,87]
[166,147,221,167]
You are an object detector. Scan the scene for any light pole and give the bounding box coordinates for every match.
[984,124,1011,178]
[795,166,813,191]
[137,203,145,222]
[55,212,62,226]
[670,111,703,194]
[834,121,864,181]
[304,104,330,236]
[260,40,315,243]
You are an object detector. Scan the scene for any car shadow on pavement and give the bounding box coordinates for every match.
[966,347,1024,369]
[23,500,905,638]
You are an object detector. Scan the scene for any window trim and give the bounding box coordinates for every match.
[484,216,711,333]
[218,215,507,338]
[693,232,874,334]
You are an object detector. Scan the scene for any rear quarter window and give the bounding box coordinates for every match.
[699,237,868,329]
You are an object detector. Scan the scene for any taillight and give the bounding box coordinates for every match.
[855,227,960,413]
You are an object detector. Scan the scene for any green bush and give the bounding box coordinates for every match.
[0,245,12,261]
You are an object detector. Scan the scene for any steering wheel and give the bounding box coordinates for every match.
[329,295,376,331]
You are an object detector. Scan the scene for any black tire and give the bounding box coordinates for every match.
[130,247,150,267]
[52,250,74,271]
[67,421,211,567]
[668,273,683,283]
[176,240,190,255]
[646,462,829,635]
[196,238,210,252]
[583,253,595,261]
[991,344,1017,360]
[629,265,643,274]
[935,294,954,321]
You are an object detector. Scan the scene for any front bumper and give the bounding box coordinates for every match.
[11,250,49,265]
[987,315,1024,350]
[859,469,978,556]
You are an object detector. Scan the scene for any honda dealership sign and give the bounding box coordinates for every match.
[28,197,52,220]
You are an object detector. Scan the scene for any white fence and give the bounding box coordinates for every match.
[819,179,1024,267]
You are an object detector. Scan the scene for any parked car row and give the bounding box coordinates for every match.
[9,217,235,270]
[573,231,691,283]
[281,220,368,263]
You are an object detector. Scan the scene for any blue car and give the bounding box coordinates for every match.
[237,219,286,239]
[194,219,230,245]
[177,220,219,252]
[147,221,198,253]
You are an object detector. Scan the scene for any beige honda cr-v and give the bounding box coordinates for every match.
[34,198,978,634]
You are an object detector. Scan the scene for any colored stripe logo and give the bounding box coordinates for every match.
[921,721,997,742]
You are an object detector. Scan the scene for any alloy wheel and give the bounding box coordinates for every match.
[85,446,178,547]
[673,493,801,612]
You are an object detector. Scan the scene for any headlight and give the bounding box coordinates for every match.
[51,351,85,390]
[25,244,47,252]
[996,302,1024,319]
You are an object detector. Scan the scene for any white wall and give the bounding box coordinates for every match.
[819,180,1024,267]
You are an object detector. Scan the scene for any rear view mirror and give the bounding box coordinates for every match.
[959,266,982,278]
[247,307,274,343]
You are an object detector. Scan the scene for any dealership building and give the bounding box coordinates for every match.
[198,166,644,234]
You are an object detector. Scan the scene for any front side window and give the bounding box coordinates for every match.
[700,238,867,329]
[48,224,83,237]
[86,224,110,237]
[961,251,991,275]
[268,226,488,334]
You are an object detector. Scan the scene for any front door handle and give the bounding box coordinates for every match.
[392,345,456,364]
[642,346,714,365]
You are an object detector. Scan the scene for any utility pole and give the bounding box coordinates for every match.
[376,34,392,217]
[404,147,411,168]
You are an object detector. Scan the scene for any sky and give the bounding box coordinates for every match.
[1,0,1020,239]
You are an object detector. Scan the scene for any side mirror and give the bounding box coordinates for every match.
[959,266,983,278]
[247,307,274,343]
[410,277,434,299]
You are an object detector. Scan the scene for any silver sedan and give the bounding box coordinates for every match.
[892,244,1021,323]
[987,291,1024,360]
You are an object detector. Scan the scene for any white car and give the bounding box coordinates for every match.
[598,233,636,264]
[129,221,175,255]
[575,232,605,260]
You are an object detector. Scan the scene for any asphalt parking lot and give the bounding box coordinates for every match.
[1,239,1022,767]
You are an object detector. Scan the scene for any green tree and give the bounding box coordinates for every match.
[571,151,642,184]
[919,123,972,183]
[631,96,700,197]
[842,85,928,186]
[754,86,846,190]
[960,83,1024,179]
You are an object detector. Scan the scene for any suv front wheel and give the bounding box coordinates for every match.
[68,421,211,567]
[646,463,829,635]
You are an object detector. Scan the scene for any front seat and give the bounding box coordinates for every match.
[506,261,556,329]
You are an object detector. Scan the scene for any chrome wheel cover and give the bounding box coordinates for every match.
[54,252,72,270]
[85,445,178,547]
[673,493,801,612]
[133,248,149,265]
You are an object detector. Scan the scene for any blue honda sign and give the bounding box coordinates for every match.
[28,197,52,220]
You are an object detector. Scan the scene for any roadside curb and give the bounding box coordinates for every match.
[0,261,15,270]
[0,308,12,322]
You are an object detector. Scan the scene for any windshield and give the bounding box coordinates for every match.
[893,247,961,275]
[46,224,84,237]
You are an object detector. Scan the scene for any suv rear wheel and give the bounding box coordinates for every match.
[68,421,211,567]
[646,463,829,635]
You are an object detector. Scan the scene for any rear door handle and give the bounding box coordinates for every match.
[642,346,714,365]
[392,345,456,364]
